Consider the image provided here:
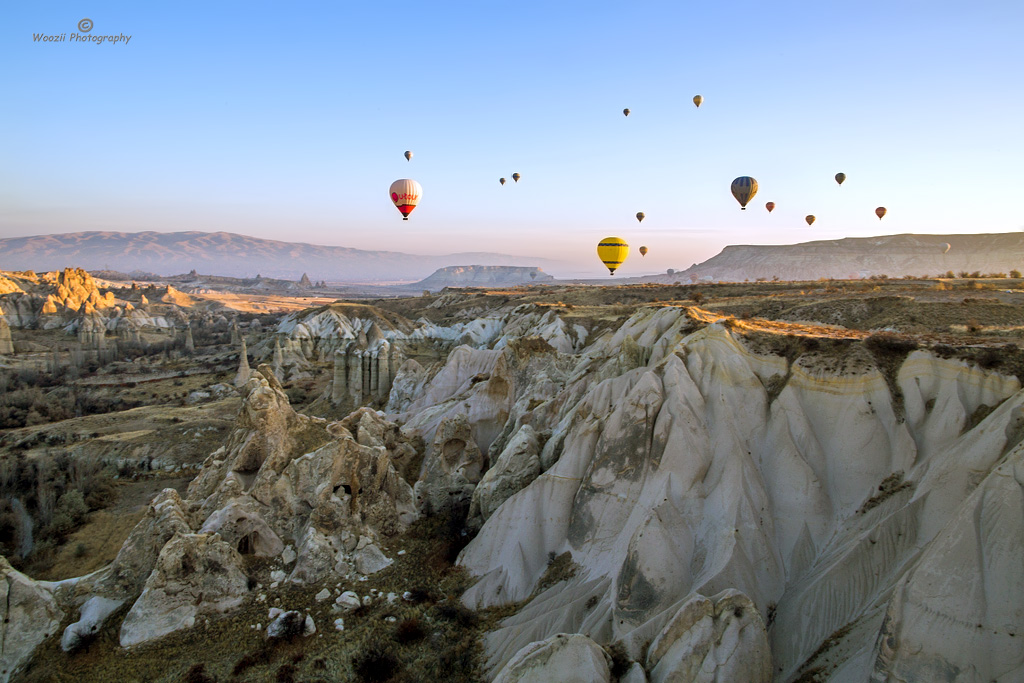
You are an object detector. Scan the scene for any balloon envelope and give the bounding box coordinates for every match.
[404,151,413,161]
[730,176,758,210]
[639,246,648,257]
[623,108,630,116]
[499,178,506,185]
[835,172,846,185]
[875,206,887,220]
[805,215,816,226]
[512,173,521,182]
[942,243,951,254]
[636,212,645,223]
[765,202,775,213]
[693,95,703,107]
[597,237,629,275]
[389,179,422,220]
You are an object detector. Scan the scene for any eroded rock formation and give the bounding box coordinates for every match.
[51,364,419,649]
[0,315,12,355]
[0,557,64,683]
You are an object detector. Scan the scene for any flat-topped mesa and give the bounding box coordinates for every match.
[415,265,555,291]
[659,232,1024,283]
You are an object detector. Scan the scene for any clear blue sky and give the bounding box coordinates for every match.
[3,1,1023,278]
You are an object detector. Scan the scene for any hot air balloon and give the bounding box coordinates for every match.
[389,179,422,220]
[597,237,629,275]
[639,246,648,257]
[805,215,816,226]
[512,173,521,183]
[404,151,413,161]
[693,95,703,108]
[765,202,775,213]
[730,176,758,210]
[875,207,887,220]
[835,172,846,185]
[942,243,951,254]
[499,178,506,185]
[530,271,537,280]
[636,212,645,223]
[623,108,630,116]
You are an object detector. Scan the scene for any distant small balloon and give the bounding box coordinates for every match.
[835,172,846,185]
[512,173,521,183]
[875,206,887,220]
[693,95,703,108]
[404,151,413,161]
[499,178,506,185]
[623,108,630,117]
[639,246,648,257]
[805,215,816,226]
[636,212,645,223]
[942,242,951,254]
[765,202,775,213]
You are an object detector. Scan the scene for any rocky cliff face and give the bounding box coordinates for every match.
[271,296,1024,680]
[652,232,1024,283]
[435,308,1023,680]
[5,292,1024,682]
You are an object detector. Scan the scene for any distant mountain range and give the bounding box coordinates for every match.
[0,231,556,282]
[638,233,1024,283]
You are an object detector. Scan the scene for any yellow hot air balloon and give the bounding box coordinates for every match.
[805,215,816,226]
[597,237,629,275]
[765,202,775,213]
[639,246,648,257]
[499,178,506,185]
[404,151,413,161]
[693,95,703,108]
[623,108,630,117]
[636,212,645,223]
[835,172,846,185]
[875,206,887,220]
[389,179,422,220]
[942,242,951,254]
[512,173,521,183]
[731,176,758,210]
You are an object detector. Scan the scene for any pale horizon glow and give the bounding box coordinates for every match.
[2,1,1023,279]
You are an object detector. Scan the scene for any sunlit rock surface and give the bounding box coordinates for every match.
[440,306,1024,681]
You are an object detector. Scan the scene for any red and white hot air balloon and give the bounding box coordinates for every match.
[389,179,422,220]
